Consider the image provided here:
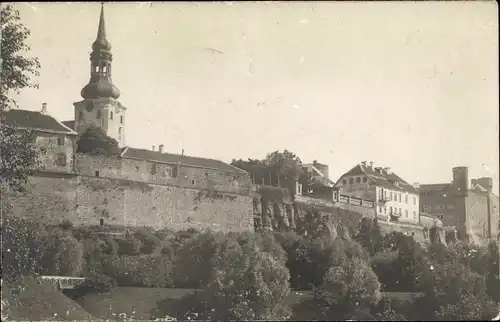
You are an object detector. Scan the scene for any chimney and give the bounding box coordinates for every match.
[152,145,155,151]
[41,102,48,115]
[452,166,469,193]
[158,144,164,153]
[369,161,374,169]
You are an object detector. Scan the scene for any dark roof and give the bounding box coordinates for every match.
[62,120,75,130]
[2,109,76,134]
[419,183,451,193]
[338,163,419,194]
[121,147,246,174]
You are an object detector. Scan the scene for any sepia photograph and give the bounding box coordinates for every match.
[1,1,499,321]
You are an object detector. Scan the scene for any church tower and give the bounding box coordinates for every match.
[73,4,126,147]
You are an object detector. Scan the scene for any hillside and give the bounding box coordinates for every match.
[3,277,95,321]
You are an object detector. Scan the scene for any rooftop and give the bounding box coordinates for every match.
[121,147,246,174]
[1,109,77,135]
[338,163,419,194]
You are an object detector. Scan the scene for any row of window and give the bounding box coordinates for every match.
[378,205,417,220]
[342,176,368,185]
[78,110,124,124]
[378,188,417,205]
[421,204,454,212]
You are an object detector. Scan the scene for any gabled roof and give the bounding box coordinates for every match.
[2,109,77,135]
[120,147,246,174]
[336,163,419,194]
[419,183,452,193]
[62,120,75,130]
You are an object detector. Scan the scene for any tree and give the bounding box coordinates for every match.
[1,4,40,109]
[0,118,45,192]
[175,240,292,321]
[264,150,304,182]
[76,125,120,156]
[313,257,382,320]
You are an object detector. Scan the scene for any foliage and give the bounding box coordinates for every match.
[0,4,40,108]
[101,254,173,288]
[313,257,382,320]
[134,227,162,254]
[231,150,305,185]
[38,226,85,276]
[372,231,428,292]
[172,230,241,288]
[76,125,120,156]
[1,215,47,282]
[116,234,142,255]
[0,115,45,192]
[72,274,117,297]
[355,217,383,256]
[175,240,292,321]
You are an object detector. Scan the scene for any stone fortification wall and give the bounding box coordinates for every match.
[6,154,254,232]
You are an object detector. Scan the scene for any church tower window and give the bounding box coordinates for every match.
[120,115,123,124]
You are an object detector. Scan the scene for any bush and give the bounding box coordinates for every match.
[72,274,117,297]
[172,230,240,288]
[101,254,173,288]
[116,235,142,255]
[1,216,47,282]
[174,240,292,321]
[38,226,84,276]
[313,257,382,320]
[134,228,162,254]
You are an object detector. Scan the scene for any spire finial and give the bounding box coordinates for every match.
[97,3,107,41]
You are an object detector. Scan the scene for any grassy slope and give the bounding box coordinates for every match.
[75,287,423,320]
[3,277,95,321]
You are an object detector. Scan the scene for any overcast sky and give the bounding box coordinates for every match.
[12,2,499,191]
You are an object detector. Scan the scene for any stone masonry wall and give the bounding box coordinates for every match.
[6,172,253,232]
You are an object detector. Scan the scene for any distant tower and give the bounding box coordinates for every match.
[73,4,126,147]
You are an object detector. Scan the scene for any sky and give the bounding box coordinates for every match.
[11,1,499,191]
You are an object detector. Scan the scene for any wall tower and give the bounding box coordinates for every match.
[73,4,126,147]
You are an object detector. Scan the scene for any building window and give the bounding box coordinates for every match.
[379,206,383,213]
[356,177,361,183]
[110,111,113,120]
[423,205,430,212]
[398,193,402,202]
[405,195,408,204]
[349,178,354,184]
[100,218,104,226]
[384,206,387,214]
[165,168,172,177]
[405,210,408,217]
[384,190,388,200]
[57,136,65,146]
[191,179,195,185]
[151,163,157,175]
[172,166,178,178]
[413,211,417,220]
[447,204,455,209]
[393,193,397,201]
[298,184,303,195]
[437,204,445,210]
[363,177,367,183]
[95,170,100,177]
[97,110,101,119]
[57,153,67,166]
[120,115,124,124]
[399,208,402,215]
[342,179,347,185]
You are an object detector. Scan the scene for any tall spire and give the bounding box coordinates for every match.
[96,3,107,42]
[81,3,120,100]
[92,3,111,52]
